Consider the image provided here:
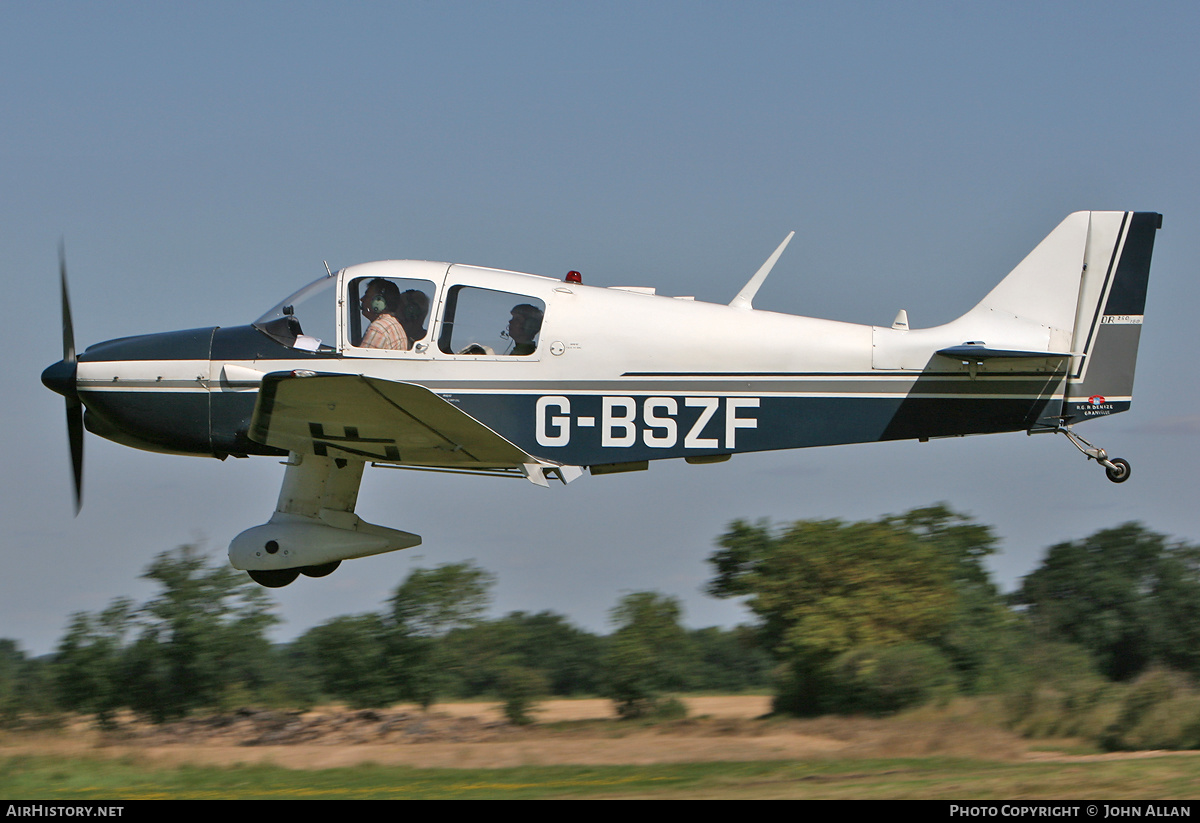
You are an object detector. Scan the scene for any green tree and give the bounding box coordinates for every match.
[0,640,56,723]
[438,611,603,699]
[708,511,962,714]
[828,642,957,715]
[600,591,691,718]
[0,640,22,717]
[385,561,496,708]
[885,504,1020,694]
[53,598,136,725]
[711,517,955,657]
[128,545,280,720]
[600,633,662,718]
[496,665,549,726]
[496,611,603,696]
[293,614,393,708]
[389,562,496,637]
[686,625,772,692]
[1013,523,1200,681]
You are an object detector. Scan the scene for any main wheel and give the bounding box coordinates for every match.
[248,568,301,588]
[300,560,341,578]
[1105,458,1131,484]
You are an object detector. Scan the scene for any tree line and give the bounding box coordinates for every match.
[4,504,1200,746]
[1,546,770,726]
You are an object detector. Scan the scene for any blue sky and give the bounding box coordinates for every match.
[3,2,1198,654]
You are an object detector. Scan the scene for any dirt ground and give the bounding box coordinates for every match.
[0,696,1104,770]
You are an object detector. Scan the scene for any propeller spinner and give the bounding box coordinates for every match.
[40,245,84,513]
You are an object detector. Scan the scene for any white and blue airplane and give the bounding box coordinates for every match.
[42,211,1160,587]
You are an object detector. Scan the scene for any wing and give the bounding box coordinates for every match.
[248,372,535,469]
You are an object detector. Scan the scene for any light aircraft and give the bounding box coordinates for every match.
[42,211,1160,587]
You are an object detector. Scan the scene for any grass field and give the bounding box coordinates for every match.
[4,698,1200,800]
[4,753,1200,799]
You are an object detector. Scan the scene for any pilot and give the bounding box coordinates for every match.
[507,304,543,356]
[359,278,408,350]
[397,289,431,346]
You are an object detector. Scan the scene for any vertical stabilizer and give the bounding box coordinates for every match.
[969,211,1091,350]
[1061,211,1160,423]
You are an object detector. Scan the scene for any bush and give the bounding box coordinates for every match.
[999,641,1114,739]
[649,697,689,720]
[600,635,662,719]
[496,666,548,726]
[828,643,957,715]
[1102,668,1200,751]
[770,659,832,717]
[1003,684,1117,741]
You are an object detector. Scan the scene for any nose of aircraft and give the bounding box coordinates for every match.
[42,355,85,515]
[41,358,78,399]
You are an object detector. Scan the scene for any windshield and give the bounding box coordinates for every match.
[252,272,338,350]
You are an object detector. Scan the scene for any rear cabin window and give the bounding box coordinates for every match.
[438,286,545,356]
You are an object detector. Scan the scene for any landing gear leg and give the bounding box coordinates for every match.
[1053,425,1132,484]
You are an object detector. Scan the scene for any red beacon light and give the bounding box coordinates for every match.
[565,270,582,284]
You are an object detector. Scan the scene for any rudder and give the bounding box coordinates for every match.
[1062,211,1161,424]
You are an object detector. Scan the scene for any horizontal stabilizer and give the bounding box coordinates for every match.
[936,344,1075,360]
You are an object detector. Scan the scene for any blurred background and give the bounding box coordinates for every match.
[2,1,1197,656]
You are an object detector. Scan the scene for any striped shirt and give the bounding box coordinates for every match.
[361,313,409,350]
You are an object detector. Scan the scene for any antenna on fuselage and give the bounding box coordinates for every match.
[729,231,795,310]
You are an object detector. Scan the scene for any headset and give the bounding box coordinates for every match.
[364,278,401,314]
[400,289,429,321]
[510,304,543,338]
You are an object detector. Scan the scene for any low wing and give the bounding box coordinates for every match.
[249,372,534,468]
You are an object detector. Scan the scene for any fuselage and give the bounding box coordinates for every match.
[56,259,1079,471]
[39,212,1159,584]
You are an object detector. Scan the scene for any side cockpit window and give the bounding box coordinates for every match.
[348,277,435,351]
[438,286,545,356]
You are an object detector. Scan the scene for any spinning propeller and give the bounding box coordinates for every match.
[40,244,84,513]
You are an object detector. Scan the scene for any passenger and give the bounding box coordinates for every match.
[359,279,407,350]
[507,304,543,356]
[398,289,431,346]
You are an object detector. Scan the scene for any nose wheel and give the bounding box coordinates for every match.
[1052,426,1132,484]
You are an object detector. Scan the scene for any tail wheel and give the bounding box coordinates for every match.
[1053,426,1134,485]
[248,568,301,588]
[1105,458,1131,484]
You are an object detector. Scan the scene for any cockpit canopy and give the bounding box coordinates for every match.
[252,272,338,351]
[251,262,549,358]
